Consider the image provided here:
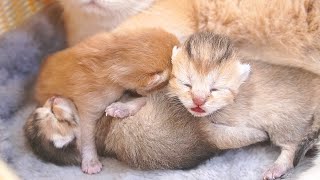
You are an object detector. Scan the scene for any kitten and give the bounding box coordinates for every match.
[58,0,155,45]
[35,28,178,174]
[24,93,215,170]
[25,91,268,170]
[169,31,320,180]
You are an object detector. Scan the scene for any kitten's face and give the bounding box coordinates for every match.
[59,0,155,16]
[26,97,79,149]
[168,47,250,117]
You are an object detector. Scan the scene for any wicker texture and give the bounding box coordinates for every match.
[0,0,53,34]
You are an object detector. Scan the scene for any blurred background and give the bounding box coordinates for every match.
[0,0,53,35]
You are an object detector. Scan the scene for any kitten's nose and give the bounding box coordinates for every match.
[192,96,206,106]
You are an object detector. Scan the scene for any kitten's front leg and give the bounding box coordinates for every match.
[202,122,268,149]
[105,97,147,118]
[78,110,102,174]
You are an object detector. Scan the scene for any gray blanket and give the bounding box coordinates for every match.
[0,6,313,180]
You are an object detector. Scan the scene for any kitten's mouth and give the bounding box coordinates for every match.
[191,107,206,113]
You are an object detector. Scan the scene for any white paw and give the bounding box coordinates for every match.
[81,158,102,175]
[263,163,291,180]
[105,102,131,118]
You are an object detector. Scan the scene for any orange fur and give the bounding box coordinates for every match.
[35,28,179,174]
[36,28,177,104]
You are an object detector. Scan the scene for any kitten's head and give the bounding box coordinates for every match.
[168,32,251,117]
[58,0,155,16]
[109,28,180,95]
[24,97,80,165]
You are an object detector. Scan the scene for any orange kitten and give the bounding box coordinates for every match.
[35,28,179,174]
[169,31,320,180]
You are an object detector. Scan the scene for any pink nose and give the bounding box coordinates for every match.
[192,97,206,106]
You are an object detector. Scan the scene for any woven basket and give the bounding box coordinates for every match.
[0,0,53,35]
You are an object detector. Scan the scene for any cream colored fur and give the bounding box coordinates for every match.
[58,0,156,45]
[198,0,320,75]
[169,32,320,180]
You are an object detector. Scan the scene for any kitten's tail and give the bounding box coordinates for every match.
[293,107,320,166]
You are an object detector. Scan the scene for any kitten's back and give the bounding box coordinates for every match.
[35,28,179,104]
[97,90,216,170]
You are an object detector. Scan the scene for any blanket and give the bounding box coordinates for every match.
[0,5,313,180]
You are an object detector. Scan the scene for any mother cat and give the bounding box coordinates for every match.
[59,0,320,75]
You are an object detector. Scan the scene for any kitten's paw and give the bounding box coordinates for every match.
[105,102,130,118]
[263,163,291,180]
[81,158,102,174]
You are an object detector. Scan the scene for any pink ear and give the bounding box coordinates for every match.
[147,69,170,90]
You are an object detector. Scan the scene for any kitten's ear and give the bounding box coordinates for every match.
[239,63,251,82]
[148,69,170,88]
[171,46,180,61]
[138,69,170,95]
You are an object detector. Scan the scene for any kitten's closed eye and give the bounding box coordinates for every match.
[184,83,192,88]
[210,88,218,92]
[176,78,191,88]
